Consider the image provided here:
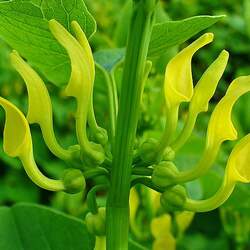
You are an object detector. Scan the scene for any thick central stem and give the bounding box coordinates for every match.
[106,1,156,250]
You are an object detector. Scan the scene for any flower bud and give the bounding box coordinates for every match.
[85,207,106,236]
[162,147,175,161]
[160,185,187,212]
[94,127,109,146]
[152,161,179,188]
[139,138,161,164]
[0,97,65,192]
[62,169,86,194]
[81,142,105,167]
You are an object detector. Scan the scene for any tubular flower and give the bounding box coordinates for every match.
[171,49,229,151]
[135,33,250,214]
[174,76,250,184]
[10,50,78,162]
[71,21,108,146]
[49,19,105,166]
[0,97,84,193]
[158,33,214,150]
[226,133,250,183]
[184,134,250,212]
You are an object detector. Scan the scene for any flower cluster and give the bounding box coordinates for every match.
[0,19,249,246]
[0,20,109,194]
[144,33,250,212]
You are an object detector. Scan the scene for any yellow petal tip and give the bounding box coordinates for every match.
[0,97,31,157]
[227,134,250,183]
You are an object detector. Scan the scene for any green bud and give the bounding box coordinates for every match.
[139,138,161,164]
[152,161,179,187]
[85,207,106,236]
[162,147,175,161]
[81,142,105,167]
[95,127,108,146]
[62,169,86,194]
[160,185,187,212]
[68,145,81,157]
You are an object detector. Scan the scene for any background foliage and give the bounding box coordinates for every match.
[0,0,250,249]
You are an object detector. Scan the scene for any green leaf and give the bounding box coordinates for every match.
[0,203,94,250]
[148,15,225,57]
[0,0,96,86]
[0,170,39,204]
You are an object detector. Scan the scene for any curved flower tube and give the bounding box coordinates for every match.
[10,50,77,162]
[171,50,229,151]
[0,97,64,191]
[49,19,105,166]
[184,134,250,212]
[157,33,214,151]
[175,76,250,184]
[71,21,108,146]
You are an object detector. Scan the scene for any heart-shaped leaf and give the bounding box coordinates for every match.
[0,203,94,250]
[0,0,96,86]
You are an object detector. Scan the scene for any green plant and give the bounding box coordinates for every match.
[0,0,249,250]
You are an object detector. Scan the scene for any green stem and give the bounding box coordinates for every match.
[184,177,235,212]
[157,104,179,153]
[106,1,156,249]
[175,144,220,183]
[132,167,153,176]
[171,113,198,152]
[104,66,118,146]
[131,177,164,193]
[20,150,64,192]
[83,167,109,179]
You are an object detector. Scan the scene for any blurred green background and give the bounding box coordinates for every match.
[0,0,250,249]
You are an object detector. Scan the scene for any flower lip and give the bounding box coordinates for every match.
[190,49,229,113]
[207,75,250,146]
[0,97,31,157]
[164,33,214,106]
[10,50,52,125]
[227,134,250,183]
[48,19,91,98]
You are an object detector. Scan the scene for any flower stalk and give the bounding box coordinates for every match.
[106,1,157,249]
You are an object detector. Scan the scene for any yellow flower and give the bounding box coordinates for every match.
[175,76,250,183]
[10,50,76,161]
[71,21,108,145]
[184,134,250,212]
[176,211,194,233]
[226,134,250,183]
[164,33,214,107]
[151,214,176,250]
[0,97,64,191]
[49,19,105,165]
[129,188,140,229]
[207,76,250,147]
[0,97,31,158]
[190,50,229,114]
[171,50,229,151]
[158,33,214,148]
